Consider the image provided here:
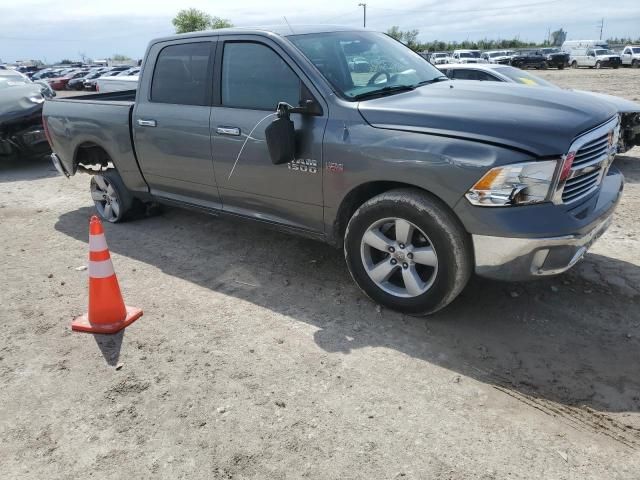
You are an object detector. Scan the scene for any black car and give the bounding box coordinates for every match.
[539,48,570,69]
[83,66,131,90]
[510,50,547,69]
[68,69,108,90]
[0,70,55,161]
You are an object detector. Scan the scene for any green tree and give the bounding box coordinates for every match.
[210,16,233,29]
[386,26,403,42]
[112,54,131,61]
[60,59,73,64]
[172,8,213,33]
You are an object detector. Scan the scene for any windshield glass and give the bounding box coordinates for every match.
[495,66,557,87]
[633,48,640,54]
[594,49,611,55]
[289,31,446,100]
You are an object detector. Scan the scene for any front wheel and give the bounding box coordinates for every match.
[633,60,639,69]
[595,61,602,69]
[571,61,578,69]
[90,170,133,223]
[344,189,473,316]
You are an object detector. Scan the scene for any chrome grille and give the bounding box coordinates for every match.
[562,168,601,203]
[572,133,609,168]
[554,116,619,205]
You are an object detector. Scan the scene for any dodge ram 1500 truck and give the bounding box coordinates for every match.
[43,26,624,315]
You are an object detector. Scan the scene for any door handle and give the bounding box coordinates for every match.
[137,119,157,127]
[216,126,241,136]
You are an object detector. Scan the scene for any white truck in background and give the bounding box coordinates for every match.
[621,45,640,68]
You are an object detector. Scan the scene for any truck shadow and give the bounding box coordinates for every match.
[615,153,640,184]
[55,206,640,416]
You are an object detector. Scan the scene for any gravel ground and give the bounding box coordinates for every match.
[1,69,640,479]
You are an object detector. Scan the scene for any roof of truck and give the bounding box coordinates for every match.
[151,25,366,44]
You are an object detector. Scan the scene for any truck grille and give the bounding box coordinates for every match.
[572,133,609,168]
[562,168,601,203]
[556,117,619,205]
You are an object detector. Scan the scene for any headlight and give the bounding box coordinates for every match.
[465,160,558,207]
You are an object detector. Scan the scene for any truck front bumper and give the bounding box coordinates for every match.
[472,214,612,281]
[467,166,623,282]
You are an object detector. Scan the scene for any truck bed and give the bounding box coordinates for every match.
[43,91,147,193]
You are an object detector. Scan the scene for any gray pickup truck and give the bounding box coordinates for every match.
[43,26,623,315]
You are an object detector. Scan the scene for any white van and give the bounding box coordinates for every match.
[562,40,608,53]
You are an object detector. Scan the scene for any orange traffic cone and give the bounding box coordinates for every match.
[71,216,143,334]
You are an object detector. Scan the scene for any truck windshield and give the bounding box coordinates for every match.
[288,31,447,100]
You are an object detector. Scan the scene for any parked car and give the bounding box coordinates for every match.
[621,45,640,68]
[83,66,131,91]
[539,48,570,69]
[0,69,54,161]
[569,48,621,69]
[438,63,640,153]
[347,57,371,72]
[48,70,89,90]
[96,73,139,92]
[67,69,106,90]
[428,52,452,65]
[44,26,623,315]
[451,49,486,64]
[509,50,547,69]
[481,50,514,64]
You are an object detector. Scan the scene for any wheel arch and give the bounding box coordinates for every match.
[330,181,457,247]
[73,141,113,171]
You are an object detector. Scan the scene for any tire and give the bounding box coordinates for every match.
[571,61,578,69]
[344,189,473,316]
[613,65,619,69]
[633,60,639,69]
[595,61,602,69]
[90,170,134,223]
[558,64,565,70]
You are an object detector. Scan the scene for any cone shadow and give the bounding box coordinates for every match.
[92,330,124,366]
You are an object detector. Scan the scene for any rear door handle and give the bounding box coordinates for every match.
[137,119,157,127]
[216,126,241,136]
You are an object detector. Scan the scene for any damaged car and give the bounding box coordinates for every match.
[0,69,55,161]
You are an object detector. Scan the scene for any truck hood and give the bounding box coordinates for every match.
[357,80,618,156]
[574,90,640,114]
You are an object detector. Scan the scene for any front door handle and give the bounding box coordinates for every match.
[216,126,241,136]
[137,119,157,127]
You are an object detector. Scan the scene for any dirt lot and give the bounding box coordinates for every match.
[2,69,640,479]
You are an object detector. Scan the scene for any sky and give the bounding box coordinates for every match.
[1,0,639,63]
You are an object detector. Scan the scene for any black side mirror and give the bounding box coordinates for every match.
[265,103,297,165]
[265,101,318,165]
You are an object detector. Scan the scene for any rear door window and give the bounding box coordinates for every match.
[151,42,212,106]
[221,42,300,110]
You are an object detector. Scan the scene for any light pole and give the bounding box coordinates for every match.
[358,3,367,28]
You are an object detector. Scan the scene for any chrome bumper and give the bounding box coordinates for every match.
[50,153,69,177]
[473,215,613,281]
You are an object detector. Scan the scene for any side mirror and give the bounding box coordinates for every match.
[34,80,56,98]
[265,101,317,165]
[265,103,297,165]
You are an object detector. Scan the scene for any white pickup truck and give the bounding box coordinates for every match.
[621,45,640,68]
[569,48,621,69]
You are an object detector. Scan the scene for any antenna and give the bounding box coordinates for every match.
[283,16,294,34]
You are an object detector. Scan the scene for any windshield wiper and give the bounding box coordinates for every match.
[414,76,449,87]
[352,84,416,100]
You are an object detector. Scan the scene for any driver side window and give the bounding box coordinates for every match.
[221,42,301,111]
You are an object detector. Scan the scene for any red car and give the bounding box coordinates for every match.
[48,70,88,90]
